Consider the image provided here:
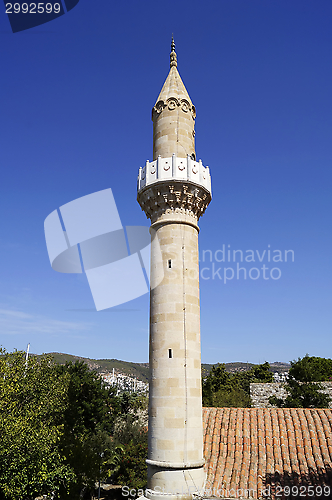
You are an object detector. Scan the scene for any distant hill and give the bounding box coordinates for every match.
[47,352,150,382]
[39,353,290,383]
[270,361,291,372]
[202,361,290,378]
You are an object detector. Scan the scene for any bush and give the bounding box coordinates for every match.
[269,355,332,408]
[115,438,148,491]
[202,361,273,407]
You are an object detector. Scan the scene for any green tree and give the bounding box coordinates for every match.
[55,363,148,496]
[0,348,75,500]
[202,363,230,406]
[288,354,332,382]
[54,361,120,497]
[0,350,149,498]
[251,362,274,383]
[210,385,251,408]
[55,360,116,436]
[115,438,148,491]
[111,392,148,490]
[269,355,332,408]
[202,362,273,408]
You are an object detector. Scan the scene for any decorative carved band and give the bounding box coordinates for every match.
[137,181,211,223]
[152,97,196,120]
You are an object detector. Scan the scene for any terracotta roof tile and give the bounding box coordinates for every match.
[202,408,332,499]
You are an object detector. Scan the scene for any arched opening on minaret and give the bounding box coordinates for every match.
[168,259,172,269]
[168,349,173,358]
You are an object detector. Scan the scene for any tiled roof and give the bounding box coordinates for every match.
[203,408,332,499]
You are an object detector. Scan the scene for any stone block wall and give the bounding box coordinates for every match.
[250,382,332,408]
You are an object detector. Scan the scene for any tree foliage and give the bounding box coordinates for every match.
[54,362,148,498]
[202,361,273,407]
[0,350,148,499]
[269,355,332,408]
[288,354,332,382]
[111,394,148,491]
[115,439,148,490]
[0,348,74,500]
[54,361,116,497]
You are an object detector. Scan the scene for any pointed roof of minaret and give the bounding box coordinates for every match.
[155,37,193,105]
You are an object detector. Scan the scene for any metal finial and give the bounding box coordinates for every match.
[170,35,177,68]
[171,35,176,53]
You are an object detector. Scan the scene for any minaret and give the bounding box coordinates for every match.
[137,39,212,500]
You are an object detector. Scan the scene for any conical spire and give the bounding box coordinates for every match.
[155,37,193,106]
[152,39,196,160]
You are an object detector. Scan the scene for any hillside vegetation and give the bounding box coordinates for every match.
[39,353,290,383]
[48,353,150,382]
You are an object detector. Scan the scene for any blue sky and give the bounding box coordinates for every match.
[0,0,331,364]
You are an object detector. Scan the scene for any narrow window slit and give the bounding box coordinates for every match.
[168,259,172,269]
[168,349,173,358]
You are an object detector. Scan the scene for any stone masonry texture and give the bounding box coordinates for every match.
[250,382,332,408]
[137,42,211,499]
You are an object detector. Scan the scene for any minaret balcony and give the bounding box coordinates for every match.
[137,154,211,195]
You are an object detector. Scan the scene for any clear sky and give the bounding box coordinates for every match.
[1,0,331,364]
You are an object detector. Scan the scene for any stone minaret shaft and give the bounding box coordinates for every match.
[137,39,212,500]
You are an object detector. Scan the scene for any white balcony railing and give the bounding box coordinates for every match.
[137,154,211,194]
